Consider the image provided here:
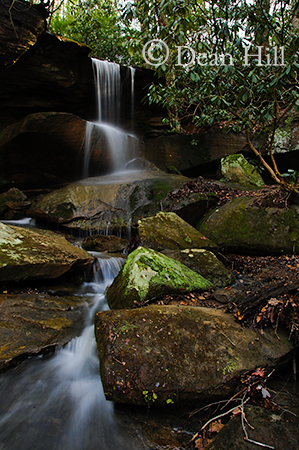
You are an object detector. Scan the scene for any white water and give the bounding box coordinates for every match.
[0,255,148,450]
[83,121,139,177]
[83,59,138,177]
[92,59,121,123]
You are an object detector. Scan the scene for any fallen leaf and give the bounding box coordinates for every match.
[252,367,265,377]
[208,420,225,433]
[232,406,242,416]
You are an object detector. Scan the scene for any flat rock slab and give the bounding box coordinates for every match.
[0,222,93,281]
[95,305,293,407]
[28,170,190,232]
[0,292,88,371]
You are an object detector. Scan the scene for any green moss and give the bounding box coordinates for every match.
[106,246,213,309]
[198,197,299,255]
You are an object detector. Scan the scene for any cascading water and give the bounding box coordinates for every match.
[83,59,139,177]
[0,254,150,450]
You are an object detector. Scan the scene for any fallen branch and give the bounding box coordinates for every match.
[189,400,249,444]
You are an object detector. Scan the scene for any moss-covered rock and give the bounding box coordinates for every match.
[28,170,190,232]
[221,154,265,187]
[161,248,235,288]
[106,246,213,309]
[137,212,218,252]
[94,305,293,407]
[0,222,93,281]
[198,196,299,255]
[0,291,88,371]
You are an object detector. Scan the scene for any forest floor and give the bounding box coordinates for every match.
[156,178,299,344]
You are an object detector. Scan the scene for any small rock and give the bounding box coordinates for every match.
[82,235,128,253]
[213,288,245,304]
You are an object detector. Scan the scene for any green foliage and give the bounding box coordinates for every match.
[49,0,299,192]
[123,0,299,192]
[49,0,140,64]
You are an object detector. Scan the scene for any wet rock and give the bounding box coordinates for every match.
[0,222,93,282]
[106,247,213,309]
[198,196,299,255]
[0,292,88,371]
[221,154,265,187]
[94,305,293,407]
[137,212,218,253]
[28,170,190,232]
[208,405,299,450]
[161,249,235,288]
[82,235,128,253]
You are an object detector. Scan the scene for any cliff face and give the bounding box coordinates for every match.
[0,0,48,70]
[0,29,95,130]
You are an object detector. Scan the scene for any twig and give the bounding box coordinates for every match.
[241,394,248,439]
[189,398,242,418]
[241,396,275,450]
[244,437,274,449]
[189,400,248,443]
[221,332,236,347]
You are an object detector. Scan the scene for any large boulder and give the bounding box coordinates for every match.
[198,196,299,255]
[95,305,293,407]
[161,248,235,288]
[0,291,88,371]
[220,154,265,187]
[0,222,93,281]
[28,170,190,232]
[0,112,89,189]
[106,247,213,309]
[143,126,248,173]
[137,211,218,252]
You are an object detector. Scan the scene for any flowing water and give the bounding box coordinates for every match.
[83,59,139,177]
[0,254,151,450]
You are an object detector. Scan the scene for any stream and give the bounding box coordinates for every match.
[0,253,155,450]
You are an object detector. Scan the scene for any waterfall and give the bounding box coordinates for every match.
[0,254,148,450]
[130,66,135,123]
[83,59,138,177]
[92,59,121,123]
